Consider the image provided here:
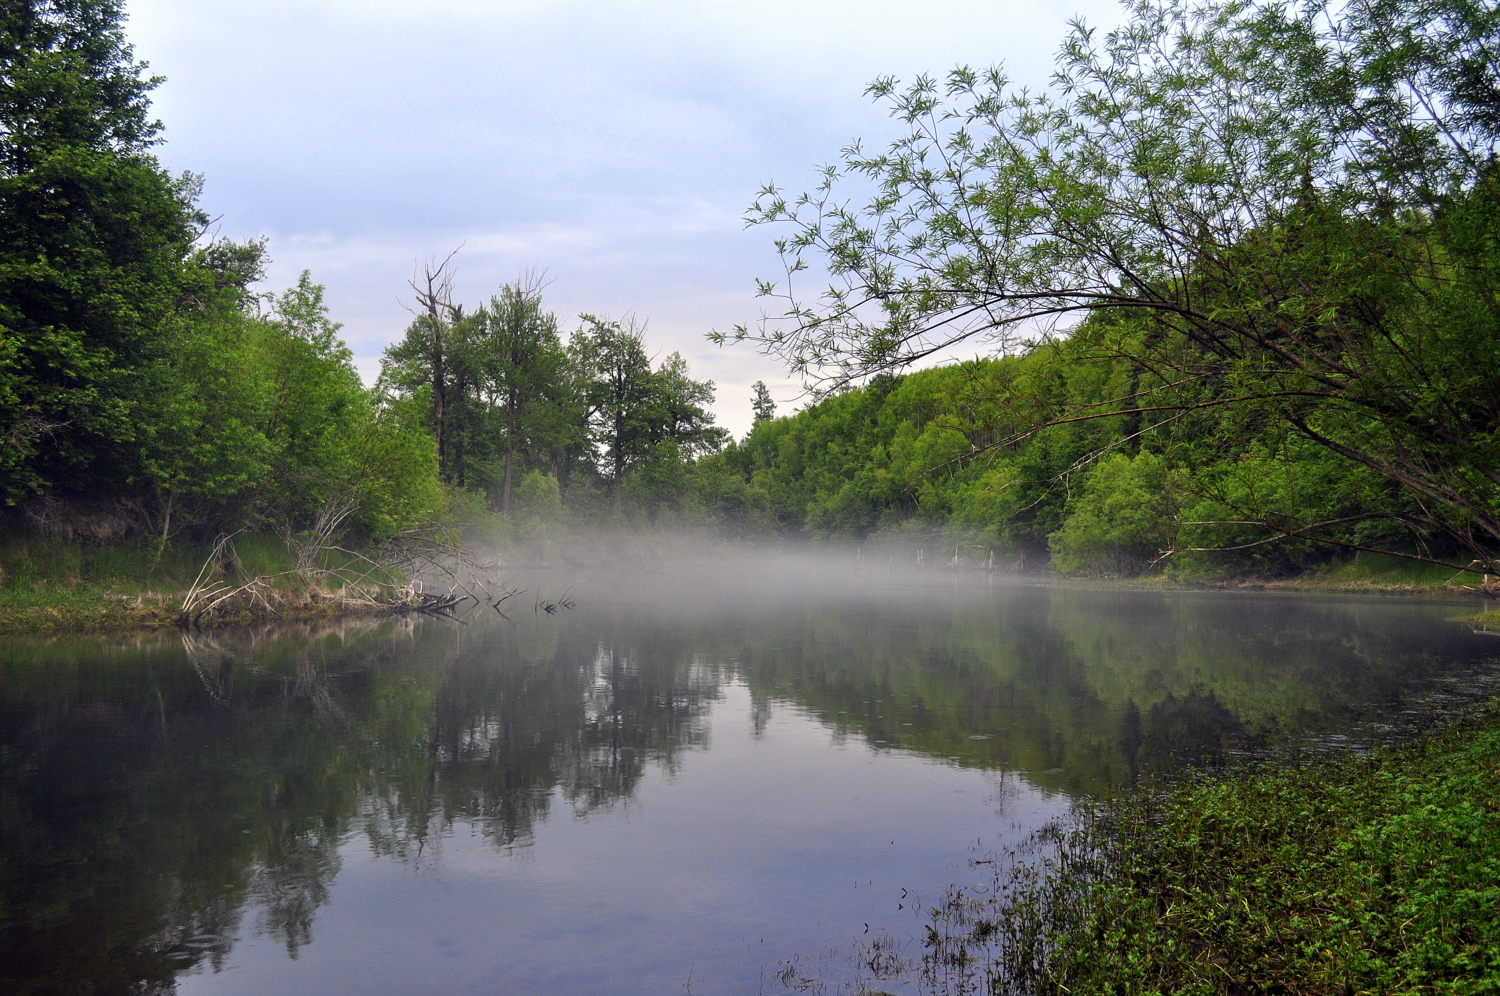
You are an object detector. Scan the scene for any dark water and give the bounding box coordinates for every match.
[3,558,1497,995]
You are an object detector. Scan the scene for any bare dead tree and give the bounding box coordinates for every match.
[407,249,464,481]
[279,488,363,574]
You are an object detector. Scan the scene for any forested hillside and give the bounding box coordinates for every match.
[712,0,1500,582]
[4,0,1496,592]
[693,333,1413,578]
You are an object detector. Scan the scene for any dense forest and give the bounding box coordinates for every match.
[2,0,1497,583]
[0,0,437,547]
[0,0,728,564]
[715,0,1500,579]
[691,345,1415,578]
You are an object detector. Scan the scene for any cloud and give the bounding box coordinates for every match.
[126,0,1124,437]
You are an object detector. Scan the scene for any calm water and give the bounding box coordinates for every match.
[3,557,1498,995]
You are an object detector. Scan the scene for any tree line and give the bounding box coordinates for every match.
[720,0,1500,576]
[688,342,1418,577]
[0,0,729,553]
[378,257,725,522]
[9,0,1495,579]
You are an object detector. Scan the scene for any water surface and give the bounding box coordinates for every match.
[3,559,1496,995]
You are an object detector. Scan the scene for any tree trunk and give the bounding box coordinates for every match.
[452,375,466,489]
[430,320,446,481]
[613,410,624,515]
[502,387,516,515]
[150,489,175,575]
[411,252,459,484]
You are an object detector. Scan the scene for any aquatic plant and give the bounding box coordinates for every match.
[909,703,1500,994]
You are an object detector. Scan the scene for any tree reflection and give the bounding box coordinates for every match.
[0,614,724,994]
[0,582,1489,995]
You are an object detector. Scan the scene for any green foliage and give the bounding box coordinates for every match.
[730,0,1500,572]
[128,270,441,543]
[380,274,587,507]
[255,274,439,540]
[510,469,562,553]
[1049,452,1172,577]
[943,704,1500,994]
[694,332,1451,578]
[477,280,570,514]
[1168,436,1411,578]
[380,277,727,525]
[573,315,661,515]
[568,317,726,515]
[750,380,776,425]
[136,309,274,516]
[0,2,444,555]
[0,0,205,501]
[515,470,561,522]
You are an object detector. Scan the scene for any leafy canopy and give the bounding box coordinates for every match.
[727,0,1500,570]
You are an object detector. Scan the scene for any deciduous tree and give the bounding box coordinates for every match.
[0,0,205,501]
[727,0,1500,571]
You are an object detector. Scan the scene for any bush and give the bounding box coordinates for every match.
[1049,452,1173,576]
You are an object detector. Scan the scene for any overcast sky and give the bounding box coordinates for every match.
[126,0,1122,437]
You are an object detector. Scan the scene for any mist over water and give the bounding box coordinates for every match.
[3,552,1498,994]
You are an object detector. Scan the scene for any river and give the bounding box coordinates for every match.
[2,555,1497,995]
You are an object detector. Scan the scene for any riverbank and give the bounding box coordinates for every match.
[927,700,1500,994]
[1027,552,1498,610]
[1192,552,1496,597]
[0,528,697,635]
[0,584,395,635]
[5,534,1496,635]
[0,533,406,635]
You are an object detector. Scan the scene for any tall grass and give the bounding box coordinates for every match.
[0,533,294,594]
[0,532,302,633]
[1305,552,1491,590]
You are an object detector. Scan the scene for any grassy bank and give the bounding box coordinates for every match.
[0,533,394,635]
[0,528,730,635]
[1024,552,1496,600]
[1214,553,1495,596]
[922,703,1500,994]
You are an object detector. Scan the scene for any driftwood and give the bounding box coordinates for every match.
[175,513,522,628]
[387,581,471,619]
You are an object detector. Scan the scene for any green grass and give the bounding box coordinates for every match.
[1054,553,1493,595]
[0,532,295,593]
[0,532,365,634]
[1298,553,1491,590]
[921,704,1500,994]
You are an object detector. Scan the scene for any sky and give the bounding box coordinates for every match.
[126,0,1124,438]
